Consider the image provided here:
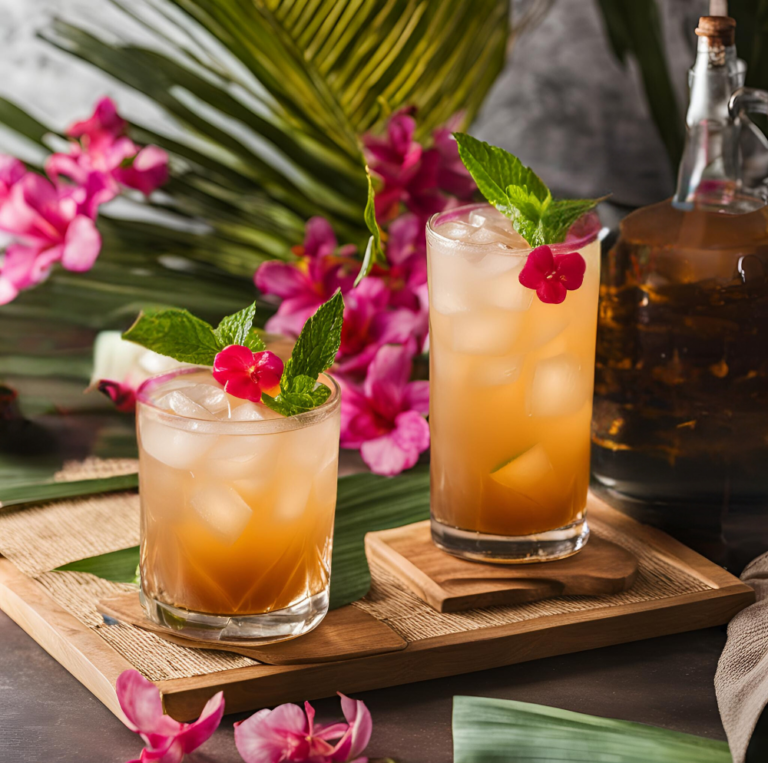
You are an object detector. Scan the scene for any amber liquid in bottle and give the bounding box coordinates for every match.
[593,197,768,504]
[592,13,768,566]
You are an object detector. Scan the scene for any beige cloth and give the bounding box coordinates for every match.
[715,553,768,763]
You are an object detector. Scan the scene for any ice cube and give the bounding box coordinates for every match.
[486,263,534,311]
[469,209,508,227]
[206,432,278,479]
[283,417,340,474]
[429,251,472,315]
[529,353,588,417]
[472,250,524,278]
[452,309,523,355]
[438,221,475,240]
[229,401,283,421]
[182,383,230,416]
[272,479,312,522]
[157,390,218,421]
[190,483,253,545]
[469,225,509,245]
[526,312,570,352]
[139,417,215,470]
[476,354,524,387]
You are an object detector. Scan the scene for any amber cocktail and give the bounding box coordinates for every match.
[137,367,340,642]
[427,204,601,562]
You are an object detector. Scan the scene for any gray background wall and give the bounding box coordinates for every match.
[0,0,709,209]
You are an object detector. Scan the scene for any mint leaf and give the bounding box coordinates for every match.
[262,291,344,417]
[542,197,608,243]
[454,132,606,245]
[454,133,549,217]
[284,290,344,382]
[262,376,331,417]
[122,308,221,365]
[214,302,257,348]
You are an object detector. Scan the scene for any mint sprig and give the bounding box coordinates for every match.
[122,302,265,364]
[454,133,606,247]
[262,291,344,417]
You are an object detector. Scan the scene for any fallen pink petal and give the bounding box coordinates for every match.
[234,694,372,763]
[116,669,224,763]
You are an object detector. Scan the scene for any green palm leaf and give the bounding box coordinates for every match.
[0,0,516,407]
[453,696,732,762]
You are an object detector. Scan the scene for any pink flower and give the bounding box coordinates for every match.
[0,155,25,204]
[378,213,427,312]
[116,669,224,763]
[212,345,284,402]
[339,344,429,476]
[68,96,127,146]
[518,245,586,305]
[429,123,475,200]
[48,97,169,198]
[0,172,102,303]
[98,380,137,412]
[234,693,372,763]
[364,111,476,224]
[335,278,425,376]
[256,217,357,337]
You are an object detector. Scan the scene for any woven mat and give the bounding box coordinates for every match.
[0,458,711,681]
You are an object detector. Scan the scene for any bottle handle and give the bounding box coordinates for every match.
[729,87,768,199]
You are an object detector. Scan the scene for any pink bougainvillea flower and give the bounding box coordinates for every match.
[518,245,586,305]
[364,110,476,224]
[48,97,169,198]
[256,217,357,337]
[335,278,425,376]
[234,693,372,763]
[212,345,284,402]
[0,172,102,303]
[429,123,476,201]
[112,145,170,195]
[97,380,137,413]
[377,213,427,312]
[0,155,25,204]
[67,96,127,146]
[117,669,224,763]
[339,344,429,476]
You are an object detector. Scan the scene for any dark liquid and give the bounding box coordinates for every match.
[592,198,768,568]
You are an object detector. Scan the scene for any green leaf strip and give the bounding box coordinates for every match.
[0,474,139,511]
[453,696,732,763]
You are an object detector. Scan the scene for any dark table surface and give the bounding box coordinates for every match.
[0,606,728,763]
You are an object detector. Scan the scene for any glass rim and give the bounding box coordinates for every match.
[136,366,341,434]
[426,202,602,255]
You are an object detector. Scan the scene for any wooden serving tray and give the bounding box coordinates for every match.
[0,494,755,724]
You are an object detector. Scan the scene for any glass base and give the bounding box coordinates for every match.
[430,516,589,563]
[140,587,329,644]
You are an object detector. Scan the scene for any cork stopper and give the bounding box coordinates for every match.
[696,15,736,47]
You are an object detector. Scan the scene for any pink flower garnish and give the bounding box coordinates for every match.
[212,345,284,402]
[234,693,372,763]
[339,344,429,476]
[116,669,224,763]
[518,245,586,305]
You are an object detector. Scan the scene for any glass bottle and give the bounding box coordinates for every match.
[592,13,768,569]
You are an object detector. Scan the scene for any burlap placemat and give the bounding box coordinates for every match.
[0,459,712,681]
